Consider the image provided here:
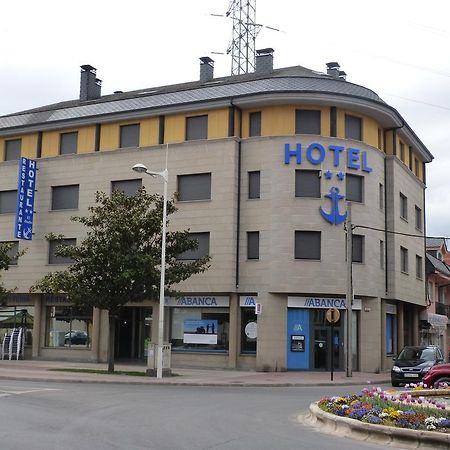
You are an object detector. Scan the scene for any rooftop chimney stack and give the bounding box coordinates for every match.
[326,62,340,79]
[255,48,274,75]
[80,65,102,101]
[338,71,347,81]
[199,57,214,82]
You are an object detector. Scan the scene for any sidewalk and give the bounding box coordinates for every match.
[0,360,391,386]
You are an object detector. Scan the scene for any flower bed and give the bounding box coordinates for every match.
[318,387,450,432]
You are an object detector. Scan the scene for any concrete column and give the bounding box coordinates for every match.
[397,302,404,352]
[90,307,101,362]
[256,293,287,372]
[228,293,238,369]
[31,294,42,358]
[412,307,419,345]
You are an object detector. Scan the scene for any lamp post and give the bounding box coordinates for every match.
[132,153,168,379]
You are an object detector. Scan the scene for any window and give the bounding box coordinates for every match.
[178,232,210,260]
[169,307,229,352]
[247,231,259,260]
[0,190,17,214]
[120,124,140,148]
[4,139,21,161]
[177,173,211,201]
[345,115,362,141]
[241,308,257,353]
[295,231,321,260]
[416,255,423,279]
[400,246,408,274]
[295,170,321,198]
[400,142,405,162]
[51,185,79,210]
[346,174,363,202]
[295,110,321,135]
[0,305,34,346]
[386,314,395,354]
[1,241,19,265]
[400,193,408,220]
[415,158,420,176]
[415,206,422,231]
[379,183,384,210]
[248,171,260,199]
[186,115,208,140]
[352,234,364,263]
[409,147,413,170]
[49,238,76,264]
[249,112,261,137]
[111,179,142,197]
[380,240,384,269]
[46,305,92,348]
[60,132,78,155]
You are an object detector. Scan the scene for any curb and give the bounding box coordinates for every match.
[305,402,450,450]
[0,373,391,387]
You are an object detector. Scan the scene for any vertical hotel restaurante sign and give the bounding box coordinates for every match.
[15,157,37,240]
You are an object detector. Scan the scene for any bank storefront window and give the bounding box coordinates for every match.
[167,296,229,352]
[45,299,92,348]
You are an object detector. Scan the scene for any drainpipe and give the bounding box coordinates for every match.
[231,99,242,290]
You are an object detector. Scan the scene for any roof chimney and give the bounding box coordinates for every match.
[255,48,274,75]
[80,65,102,101]
[326,62,340,78]
[338,71,347,81]
[199,57,214,82]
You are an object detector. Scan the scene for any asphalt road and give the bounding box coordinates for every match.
[0,381,402,450]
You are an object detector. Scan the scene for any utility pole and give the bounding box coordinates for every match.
[345,202,353,377]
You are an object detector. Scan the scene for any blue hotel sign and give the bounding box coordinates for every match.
[15,157,37,240]
[284,143,372,225]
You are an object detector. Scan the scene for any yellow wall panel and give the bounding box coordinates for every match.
[320,107,330,137]
[21,134,38,158]
[78,126,96,154]
[0,138,4,161]
[336,110,345,138]
[363,116,378,148]
[165,115,186,144]
[208,109,229,139]
[262,105,294,136]
[100,123,120,151]
[385,130,394,155]
[140,118,159,147]
[41,131,60,157]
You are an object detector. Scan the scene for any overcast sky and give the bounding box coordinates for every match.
[1,0,448,237]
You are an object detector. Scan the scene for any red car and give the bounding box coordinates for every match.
[422,363,450,388]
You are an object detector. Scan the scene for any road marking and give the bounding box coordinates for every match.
[0,387,62,396]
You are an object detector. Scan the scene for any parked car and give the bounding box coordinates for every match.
[64,330,88,346]
[391,345,444,387]
[422,363,450,388]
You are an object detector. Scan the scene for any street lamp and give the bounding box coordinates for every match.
[132,156,168,379]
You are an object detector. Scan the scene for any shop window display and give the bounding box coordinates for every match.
[170,308,229,352]
[0,306,34,346]
[46,306,92,348]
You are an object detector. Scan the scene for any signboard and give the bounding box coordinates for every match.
[326,308,340,324]
[15,157,37,240]
[240,296,257,307]
[183,320,218,344]
[244,321,257,339]
[288,296,362,310]
[165,296,229,307]
[290,335,305,352]
[284,142,372,226]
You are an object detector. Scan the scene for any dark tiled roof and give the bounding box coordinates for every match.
[426,238,448,249]
[426,253,450,277]
[0,66,383,130]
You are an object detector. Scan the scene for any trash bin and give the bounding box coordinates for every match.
[146,343,171,377]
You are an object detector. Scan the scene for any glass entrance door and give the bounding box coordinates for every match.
[115,307,152,360]
[310,310,343,370]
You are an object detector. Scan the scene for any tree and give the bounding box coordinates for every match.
[0,242,24,305]
[32,188,210,372]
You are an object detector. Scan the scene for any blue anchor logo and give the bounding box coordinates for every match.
[319,187,347,225]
